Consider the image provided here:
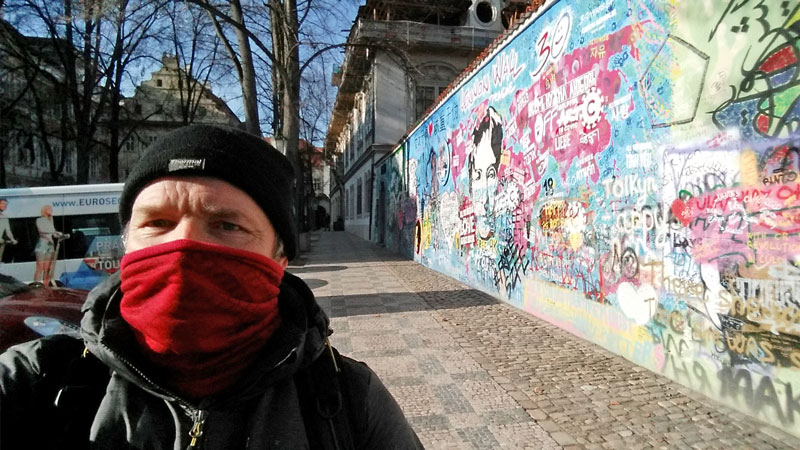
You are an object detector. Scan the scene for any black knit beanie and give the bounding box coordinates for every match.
[119,124,296,259]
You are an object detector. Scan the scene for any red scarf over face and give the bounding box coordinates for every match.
[120,239,284,400]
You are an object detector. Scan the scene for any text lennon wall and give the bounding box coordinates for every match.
[375,0,800,435]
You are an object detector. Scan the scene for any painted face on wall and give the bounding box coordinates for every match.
[469,106,503,241]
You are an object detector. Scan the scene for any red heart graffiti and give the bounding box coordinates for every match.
[671,199,691,227]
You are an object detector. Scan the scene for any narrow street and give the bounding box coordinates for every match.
[292,231,799,450]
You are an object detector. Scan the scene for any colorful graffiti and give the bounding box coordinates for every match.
[375,0,800,436]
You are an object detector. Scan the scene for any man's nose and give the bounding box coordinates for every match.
[171,218,208,242]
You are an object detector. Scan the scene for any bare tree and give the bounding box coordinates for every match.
[166,2,225,125]
[181,0,298,243]
[0,16,72,185]
[101,0,168,182]
[3,0,354,189]
[198,0,262,134]
[4,0,166,183]
[184,0,357,243]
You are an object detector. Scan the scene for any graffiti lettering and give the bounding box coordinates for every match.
[719,367,800,426]
[460,74,491,111]
[492,49,524,86]
[764,171,798,185]
[602,174,658,201]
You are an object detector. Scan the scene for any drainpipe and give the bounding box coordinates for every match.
[368,71,376,242]
[368,154,374,241]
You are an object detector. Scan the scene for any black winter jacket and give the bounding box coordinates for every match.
[0,271,423,449]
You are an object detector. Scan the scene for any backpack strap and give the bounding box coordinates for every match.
[298,339,356,450]
[53,346,111,449]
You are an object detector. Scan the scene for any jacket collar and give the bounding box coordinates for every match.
[80,270,330,408]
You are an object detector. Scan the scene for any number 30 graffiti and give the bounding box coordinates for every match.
[532,10,573,77]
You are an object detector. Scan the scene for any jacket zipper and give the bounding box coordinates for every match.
[100,342,191,406]
[99,343,208,448]
[98,341,298,449]
[187,409,207,449]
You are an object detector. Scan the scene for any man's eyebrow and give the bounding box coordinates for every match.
[131,204,170,217]
[198,204,247,220]
[132,204,245,220]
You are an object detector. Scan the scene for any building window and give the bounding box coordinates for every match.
[363,176,370,215]
[348,133,354,165]
[350,188,355,219]
[65,147,72,173]
[357,126,364,155]
[17,137,29,164]
[89,157,98,179]
[356,182,362,216]
[415,86,436,121]
[414,63,458,121]
[415,85,449,122]
[346,187,351,219]
[156,79,163,87]
[38,146,47,169]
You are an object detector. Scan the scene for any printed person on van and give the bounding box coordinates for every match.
[0,199,18,261]
[33,204,66,286]
[0,124,423,449]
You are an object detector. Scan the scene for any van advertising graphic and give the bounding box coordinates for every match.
[0,184,124,289]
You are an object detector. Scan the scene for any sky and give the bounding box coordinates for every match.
[4,0,361,143]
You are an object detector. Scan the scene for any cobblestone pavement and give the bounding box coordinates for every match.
[290,232,800,450]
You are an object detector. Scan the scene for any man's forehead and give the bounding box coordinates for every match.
[132,177,266,218]
[137,176,241,194]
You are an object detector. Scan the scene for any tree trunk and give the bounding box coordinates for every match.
[230,0,260,135]
[0,134,6,188]
[272,0,303,246]
[108,87,121,182]
[107,7,127,184]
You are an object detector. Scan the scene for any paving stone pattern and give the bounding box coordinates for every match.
[290,232,800,450]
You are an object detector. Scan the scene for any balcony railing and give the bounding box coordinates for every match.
[354,19,499,52]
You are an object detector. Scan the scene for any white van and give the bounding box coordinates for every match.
[0,183,124,289]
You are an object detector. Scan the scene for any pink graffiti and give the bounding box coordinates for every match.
[508,88,531,145]
[686,182,800,265]
[518,25,641,185]
[449,126,468,181]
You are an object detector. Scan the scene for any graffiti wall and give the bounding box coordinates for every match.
[375,0,800,436]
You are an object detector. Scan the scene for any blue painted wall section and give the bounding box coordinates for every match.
[374,0,800,435]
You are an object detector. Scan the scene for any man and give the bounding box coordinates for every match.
[0,124,423,449]
[0,198,18,261]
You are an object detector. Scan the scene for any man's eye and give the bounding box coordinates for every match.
[147,219,172,228]
[220,221,242,231]
[474,169,482,181]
